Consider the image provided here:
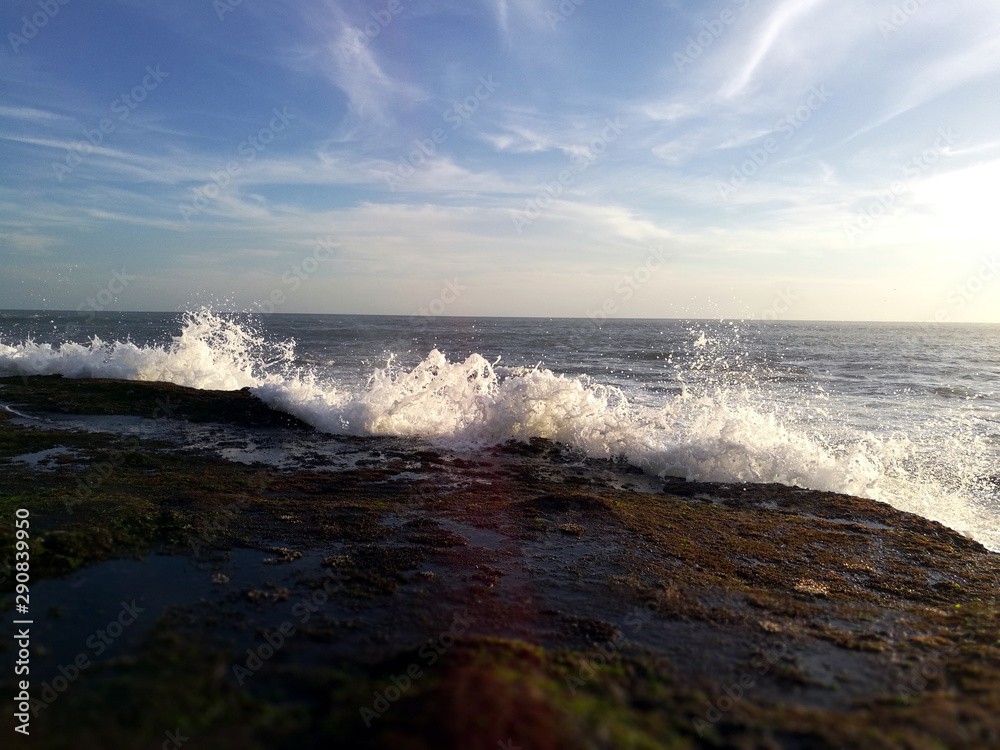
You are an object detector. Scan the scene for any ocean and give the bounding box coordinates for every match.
[1,308,997,551]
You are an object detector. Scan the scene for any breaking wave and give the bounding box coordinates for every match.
[1,308,995,550]
[0,309,292,390]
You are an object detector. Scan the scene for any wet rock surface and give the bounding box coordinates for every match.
[1,376,998,749]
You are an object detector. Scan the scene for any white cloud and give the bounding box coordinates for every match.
[0,232,59,256]
[0,106,75,125]
[286,4,424,138]
[720,0,830,101]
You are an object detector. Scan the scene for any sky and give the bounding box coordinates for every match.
[1,0,999,322]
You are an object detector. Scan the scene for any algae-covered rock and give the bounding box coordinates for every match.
[1,376,998,749]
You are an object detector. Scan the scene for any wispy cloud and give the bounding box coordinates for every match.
[289,3,424,139]
[0,106,75,125]
[495,0,509,33]
[720,0,830,100]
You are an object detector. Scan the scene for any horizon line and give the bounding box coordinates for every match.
[1,308,998,327]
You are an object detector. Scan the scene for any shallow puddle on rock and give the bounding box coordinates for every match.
[3,547,340,680]
[9,445,78,468]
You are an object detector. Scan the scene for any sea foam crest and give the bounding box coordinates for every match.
[255,349,636,447]
[0,309,291,390]
[256,349,889,498]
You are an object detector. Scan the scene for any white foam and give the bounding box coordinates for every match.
[0,309,292,390]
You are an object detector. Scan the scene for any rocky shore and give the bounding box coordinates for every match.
[1,375,998,749]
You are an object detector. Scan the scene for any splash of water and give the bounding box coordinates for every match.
[0,308,292,390]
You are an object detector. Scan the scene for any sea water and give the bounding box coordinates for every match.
[1,308,997,551]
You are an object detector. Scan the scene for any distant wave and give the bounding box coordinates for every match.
[1,308,996,551]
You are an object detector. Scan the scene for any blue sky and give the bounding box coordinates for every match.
[2,0,999,322]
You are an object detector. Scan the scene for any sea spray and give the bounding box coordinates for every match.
[0,308,292,390]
